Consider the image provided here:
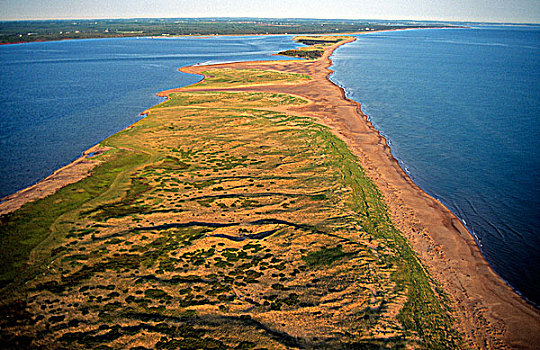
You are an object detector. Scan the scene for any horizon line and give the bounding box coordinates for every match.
[0,16,539,25]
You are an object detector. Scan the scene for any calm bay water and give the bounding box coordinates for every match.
[0,35,300,198]
[330,26,540,305]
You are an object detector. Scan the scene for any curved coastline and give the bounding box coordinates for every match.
[134,35,540,347]
[321,38,540,348]
[1,33,538,348]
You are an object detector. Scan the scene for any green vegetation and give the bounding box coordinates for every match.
[293,36,345,45]
[0,63,460,348]
[278,49,324,59]
[188,68,310,89]
[278,35,350,59]
[313,127,461,349]
[155,91,307,109]
[0,150,148,289]
[0,18,452,44]
[302,245,349,266]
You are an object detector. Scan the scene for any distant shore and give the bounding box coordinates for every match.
[1,31,538,348]
[0,25,460,46]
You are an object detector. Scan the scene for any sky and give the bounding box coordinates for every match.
[0,0,539,23]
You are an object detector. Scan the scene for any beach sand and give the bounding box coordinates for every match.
[1,35,538,348]
[0,145,108,216]
[171,37,540,348]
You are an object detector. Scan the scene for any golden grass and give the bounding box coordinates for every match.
[0,72,459,349]
[186,68,310,89]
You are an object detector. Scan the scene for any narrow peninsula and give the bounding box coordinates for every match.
[0,35,538,349]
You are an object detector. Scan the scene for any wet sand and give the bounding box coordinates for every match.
[1,35,538,348]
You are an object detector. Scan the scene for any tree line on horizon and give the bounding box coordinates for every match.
[0,18,449,44]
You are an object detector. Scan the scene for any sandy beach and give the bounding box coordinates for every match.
[1,34,538,348]
[168,37,540,348]
[0,145,108,216]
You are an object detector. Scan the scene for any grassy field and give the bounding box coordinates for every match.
[277,36,348,59]
[0,67,460,348]
[154,91,308,109]
[185,68,310,89]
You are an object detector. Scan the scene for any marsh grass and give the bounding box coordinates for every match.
[0,150,148,289]
[154,91,308,110]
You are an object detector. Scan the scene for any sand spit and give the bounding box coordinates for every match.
[0,145,108,216]
[163,37,540,348]
[1,34,538,348]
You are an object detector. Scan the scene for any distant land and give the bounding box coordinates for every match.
[0,17,456,44]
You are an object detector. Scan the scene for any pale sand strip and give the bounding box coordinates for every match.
[0,145,108,216]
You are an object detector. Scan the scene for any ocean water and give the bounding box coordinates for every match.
[330,26,540,305]
[0,35,300,198]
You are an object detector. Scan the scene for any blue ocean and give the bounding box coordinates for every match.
[331,25,540,305]
[0,35,300,198]
[0,27,539,305]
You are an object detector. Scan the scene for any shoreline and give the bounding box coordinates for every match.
[0,144,108,216]
[165,36,539,347]
[328,34,539,310]
[0,25,460,46]
[321,38,540,348]
[1,32,538,347]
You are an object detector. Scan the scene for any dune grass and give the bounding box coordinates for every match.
[0,69,460,349]
[187,68,310,89]
[154,91,308,109]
